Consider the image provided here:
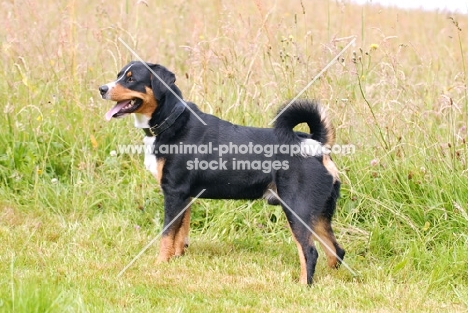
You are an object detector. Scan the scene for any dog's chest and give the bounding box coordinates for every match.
[143,136,158,178]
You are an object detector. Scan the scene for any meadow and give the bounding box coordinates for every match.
[1,0,468,311]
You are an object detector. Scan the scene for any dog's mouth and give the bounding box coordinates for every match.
[105,98,142,121]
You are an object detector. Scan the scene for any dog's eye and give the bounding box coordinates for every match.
[127,76,135,82]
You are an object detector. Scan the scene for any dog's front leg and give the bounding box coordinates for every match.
[156,193,191,263]
[173,205,191,257]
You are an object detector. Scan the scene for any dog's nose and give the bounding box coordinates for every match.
[99,85,109,97]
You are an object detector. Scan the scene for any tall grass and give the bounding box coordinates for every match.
[0,0,468,311]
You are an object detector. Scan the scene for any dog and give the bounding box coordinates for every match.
[99,61,344,284]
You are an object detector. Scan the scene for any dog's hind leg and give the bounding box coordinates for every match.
[313,182,345,268]
[285,213,319,285]
[156,194,191,263]
[313,217,345,268]
[286,223,308,284]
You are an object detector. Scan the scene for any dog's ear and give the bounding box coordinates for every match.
[148,64,176,101]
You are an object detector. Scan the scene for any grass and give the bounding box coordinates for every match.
[1,0,468,311]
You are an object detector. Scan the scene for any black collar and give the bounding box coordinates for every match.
[143,103,186,137]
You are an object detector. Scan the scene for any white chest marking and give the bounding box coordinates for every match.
[134,113,151,128]
[143,136,158,178]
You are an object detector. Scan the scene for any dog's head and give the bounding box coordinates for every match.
[99,61,176,121]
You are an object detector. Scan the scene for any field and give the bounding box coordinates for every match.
[1,0,468,311]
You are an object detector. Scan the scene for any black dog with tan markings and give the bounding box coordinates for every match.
[99,61,344,284]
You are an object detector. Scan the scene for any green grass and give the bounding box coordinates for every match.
[1,0,468,311]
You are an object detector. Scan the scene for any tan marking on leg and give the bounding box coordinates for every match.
[323,154,340,183]
[287,224,307,284]
[156,233,175,263]
[174,206,191,256]
[313,218,341,268]
[156,158,165,184]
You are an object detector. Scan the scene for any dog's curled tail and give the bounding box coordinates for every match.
[273,99,335,146]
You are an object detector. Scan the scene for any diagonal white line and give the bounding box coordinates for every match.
[117,189,206,277]
[118,37,207,126]
[268,189,358,276]
[116,64,134,83]
[268,37,356,125]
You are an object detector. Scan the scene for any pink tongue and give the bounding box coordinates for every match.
[105,100,131,121]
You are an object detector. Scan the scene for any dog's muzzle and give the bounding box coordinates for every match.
[99,85,109,99]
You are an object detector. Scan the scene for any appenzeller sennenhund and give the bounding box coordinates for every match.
[99,61,344,284]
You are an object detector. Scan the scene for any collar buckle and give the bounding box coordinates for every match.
[143,103,185,137]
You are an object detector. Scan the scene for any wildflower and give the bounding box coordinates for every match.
[110,150,117,157]
[370,43,379,50]
[90,134,98,149]
[51,178,58,184]
[370,159,379,166]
